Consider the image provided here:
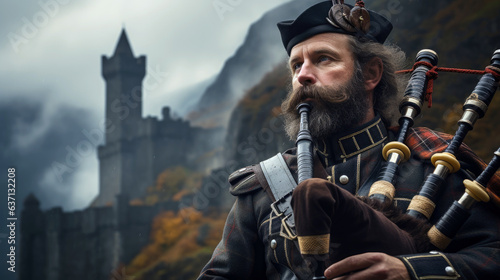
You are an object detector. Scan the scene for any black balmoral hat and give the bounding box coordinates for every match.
[277,1,393,55]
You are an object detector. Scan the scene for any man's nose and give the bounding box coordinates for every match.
[297,62,317,86]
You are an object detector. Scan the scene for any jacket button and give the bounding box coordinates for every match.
[339,175,349,184]
[445,266,457,276]
[270,239,277,249]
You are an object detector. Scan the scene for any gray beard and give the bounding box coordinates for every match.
[281,68,369,141]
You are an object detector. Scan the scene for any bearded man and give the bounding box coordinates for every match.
[197,1,500,279]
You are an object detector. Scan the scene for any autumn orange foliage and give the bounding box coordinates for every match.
[126,207,227,279]
[143,166,204,205]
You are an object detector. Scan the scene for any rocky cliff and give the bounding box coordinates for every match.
[186,0,322,128]
[224,63,294,169]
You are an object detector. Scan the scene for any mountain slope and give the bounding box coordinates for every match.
[187,0,323,128]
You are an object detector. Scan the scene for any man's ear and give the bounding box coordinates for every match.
[363,57,383,92]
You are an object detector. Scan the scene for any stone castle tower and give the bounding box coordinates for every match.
[102,29,146,144]
[93,29,219,206]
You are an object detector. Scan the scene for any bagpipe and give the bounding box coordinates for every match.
[292,49,500,279]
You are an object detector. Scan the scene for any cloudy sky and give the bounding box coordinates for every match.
[0,0,291,214]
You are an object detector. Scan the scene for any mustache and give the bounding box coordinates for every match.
[281,85,349,116]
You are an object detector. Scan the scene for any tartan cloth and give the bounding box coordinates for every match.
[197,125,500,280]
[405,126,500,208]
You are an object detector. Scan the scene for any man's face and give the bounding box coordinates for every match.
[282,33,370,140]
[289,33,355,91]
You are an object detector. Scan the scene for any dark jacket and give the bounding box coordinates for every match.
[198,126,500,280]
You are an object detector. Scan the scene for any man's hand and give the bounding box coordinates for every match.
[324,253,410,280]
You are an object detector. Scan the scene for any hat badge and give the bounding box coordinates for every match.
[327,0,371,34]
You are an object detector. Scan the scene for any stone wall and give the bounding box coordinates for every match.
[20,195,179,280]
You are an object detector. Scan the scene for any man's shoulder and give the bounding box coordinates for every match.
[228,149,297,197]
[228,165,261,196]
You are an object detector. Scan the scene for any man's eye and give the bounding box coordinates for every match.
[292,63,302,72]
[318,56,331,63]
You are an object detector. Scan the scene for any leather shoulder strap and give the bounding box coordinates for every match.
[259,153,298,233]
[260,153,298,201]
